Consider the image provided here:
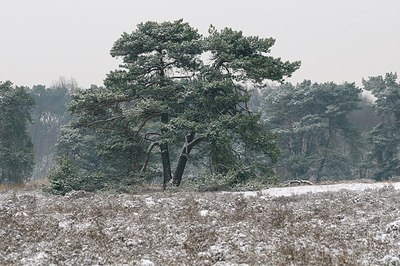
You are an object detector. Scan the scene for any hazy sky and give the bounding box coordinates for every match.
[1,0,399,88]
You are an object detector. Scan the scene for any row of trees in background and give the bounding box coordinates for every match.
[29,78,76,179]
[263,81,362,182]
[0,78,75,184]
[1,20,399,193]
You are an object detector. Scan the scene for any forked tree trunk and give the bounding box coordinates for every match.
[173,133,204,187]
[173,133,195,186]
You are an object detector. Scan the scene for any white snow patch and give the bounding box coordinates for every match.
[15,211,28,217]
[260,182,400,197]
[145,197,155,206]
[21,251,48,265]
[241,191,259,197]
[199,209,209,216]
[381,255,400,265]
[139,258,155,266]
[386,219,400,233]
[58,220,72,230]
[74,221,93,231]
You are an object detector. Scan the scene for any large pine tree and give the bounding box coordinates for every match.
[68,20,300,189]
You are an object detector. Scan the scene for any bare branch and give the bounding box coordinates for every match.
[170,75,193,79]
[144,132,161,141]
[187,136,205,151]
[141,142,160,172]
[231,148,242,160]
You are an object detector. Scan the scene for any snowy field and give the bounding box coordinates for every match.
[1,182,400,265]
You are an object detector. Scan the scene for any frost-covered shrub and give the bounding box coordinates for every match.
[46,156,151,194]
[46,156,83,195]
[197,164,275,192]
[197,173,233,191]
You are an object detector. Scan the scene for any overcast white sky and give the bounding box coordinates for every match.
[1,0,399,88]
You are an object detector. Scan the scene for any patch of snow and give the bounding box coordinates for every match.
[139,258,155,266]
[386,219,400,233]
[58,220,72,230]
[65,190,90,199]
[381,255,400,265]
[145,197,155,206]
[240,191,258,197]
[261,182,400,197]
[74,221,92,231]
[15,211,28,217]
[374,233,389,243]
[20,251,48,265]
[199,209,209,216]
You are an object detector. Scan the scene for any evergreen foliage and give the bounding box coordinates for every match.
[262,81,362,181]
[363,73,400,180]
[0,81,35,183]
[67,20,300,190]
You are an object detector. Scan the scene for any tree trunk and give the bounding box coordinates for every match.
[160,113,172,189]
[173,134,204,187]
[316,157,325,183]
[173,133,195,186]
[316,122,334,183]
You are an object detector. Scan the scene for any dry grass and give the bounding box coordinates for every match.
[1,186,400,265]
[0,178,49,192]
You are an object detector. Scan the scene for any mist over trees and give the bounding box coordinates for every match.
[28,78,76,179]
[262,81,362,182]
[1,20,399,193]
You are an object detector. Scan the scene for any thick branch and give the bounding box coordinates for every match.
[82,116,123,127]
[141,142,160,173]
[135,113,162,137]
[172,135,205,186]
[170,75,193,79]
[144,132,161,141]
[187,136,205,151]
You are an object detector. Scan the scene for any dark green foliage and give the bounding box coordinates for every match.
[263,81,362,181]
[363,73,400,180]
[46,156,83,194]
[47,124,149,194]
[66,20,299,191]
[0,81,35,183]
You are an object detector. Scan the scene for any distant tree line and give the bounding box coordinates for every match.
[1,20,399,194]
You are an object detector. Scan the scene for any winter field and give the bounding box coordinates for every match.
[1,182,400,265]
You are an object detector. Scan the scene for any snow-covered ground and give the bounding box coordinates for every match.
[241,181,400,197]
[1,182,400,265]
